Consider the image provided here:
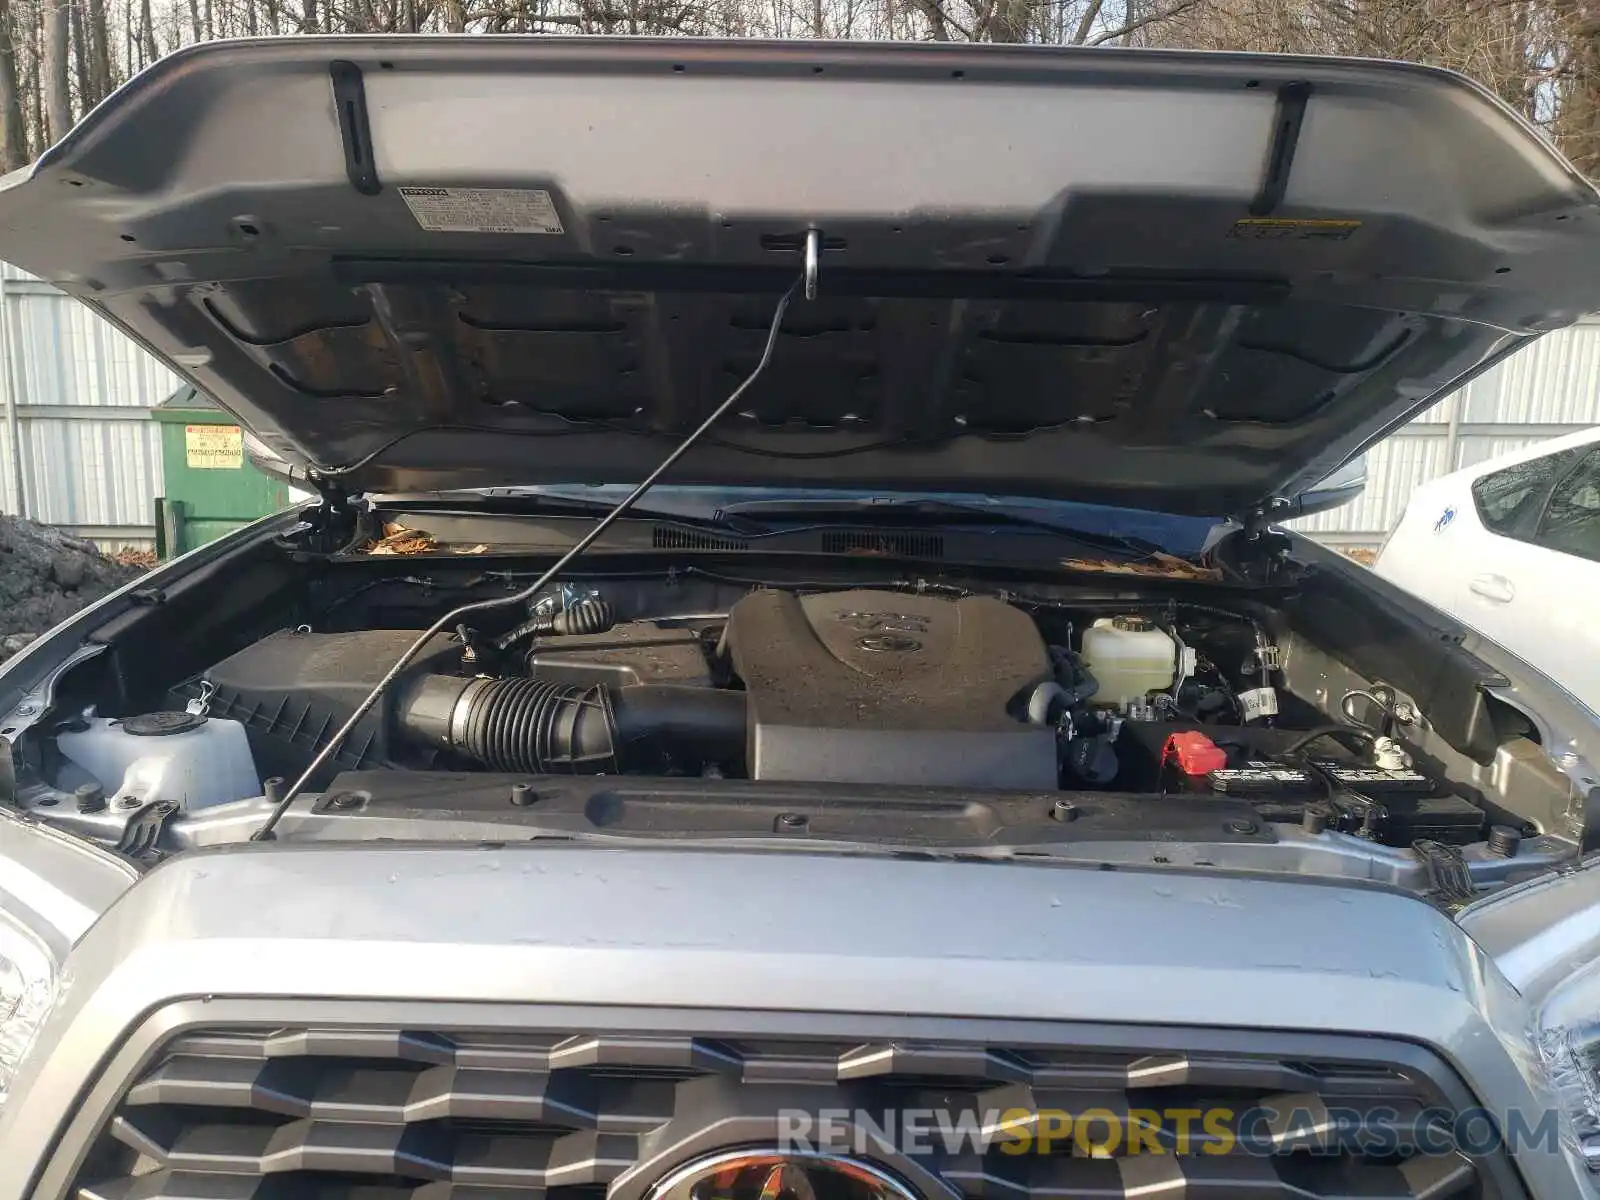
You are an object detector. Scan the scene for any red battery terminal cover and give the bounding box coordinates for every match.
[1165,731,1228,776]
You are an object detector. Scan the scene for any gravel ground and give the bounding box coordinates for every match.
[0,516,146,664]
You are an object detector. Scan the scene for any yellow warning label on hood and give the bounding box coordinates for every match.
[1229,217,1362,241]
[185,424,243,469]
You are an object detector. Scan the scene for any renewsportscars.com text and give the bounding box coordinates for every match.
[775,1106,1561,1157]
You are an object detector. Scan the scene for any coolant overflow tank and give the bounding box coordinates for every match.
[1080,617,1177,708]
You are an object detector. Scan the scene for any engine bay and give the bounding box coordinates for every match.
[22,576,1504,859]
[0,490,1578,907]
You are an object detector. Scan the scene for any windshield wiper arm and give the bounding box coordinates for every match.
[402,489,769,535]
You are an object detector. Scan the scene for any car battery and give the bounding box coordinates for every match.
[1207,759,1324,796]
[1308,758,1433,794]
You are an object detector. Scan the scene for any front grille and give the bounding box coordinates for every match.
[69,1026,1496,1200]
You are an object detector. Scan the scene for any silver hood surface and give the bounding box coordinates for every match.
[0,37,1598,513]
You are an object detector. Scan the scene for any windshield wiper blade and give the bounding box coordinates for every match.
[409,488,749,528]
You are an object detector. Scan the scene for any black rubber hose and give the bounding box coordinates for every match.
[398,675,745,774]
[494,599,617,653]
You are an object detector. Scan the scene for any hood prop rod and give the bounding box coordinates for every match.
[250,270,806,841]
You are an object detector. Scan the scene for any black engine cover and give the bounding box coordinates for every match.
[724,589,1057,789]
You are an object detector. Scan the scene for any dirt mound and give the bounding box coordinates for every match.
[0,515,146,663]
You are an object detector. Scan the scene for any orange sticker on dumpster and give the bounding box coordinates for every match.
[185,424,243,469]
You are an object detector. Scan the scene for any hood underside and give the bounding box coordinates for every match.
[2,37,1599,513]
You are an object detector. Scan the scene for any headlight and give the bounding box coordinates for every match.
[0,913,57,1110]
[1497,872,1600,1182]
[1455,859,1600,1189]
[1537,1020,1600,1170]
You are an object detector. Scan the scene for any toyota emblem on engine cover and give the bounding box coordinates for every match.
[836,610,930,633]
[857,634,922,653]
[645,1150,920,1200]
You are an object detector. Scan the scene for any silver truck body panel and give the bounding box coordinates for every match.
[0,842,1584,1199]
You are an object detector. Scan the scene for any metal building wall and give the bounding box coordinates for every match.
[0,263,180,549]
[1289,317,1600,549]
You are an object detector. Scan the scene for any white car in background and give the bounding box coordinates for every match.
[1375,426,1600,708]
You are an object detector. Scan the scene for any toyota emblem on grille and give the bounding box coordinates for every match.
[645,1150,920,1200]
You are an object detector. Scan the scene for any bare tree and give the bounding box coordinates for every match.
[0,0,25,166]
[1548,0,1600,178]
[69,0,88,106]
[139,0,156,65]
[40,0,65,139]
[26,3,44,146]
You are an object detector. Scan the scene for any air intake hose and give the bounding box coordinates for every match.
[397,674,746,774]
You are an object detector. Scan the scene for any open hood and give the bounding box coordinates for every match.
[2,37,1599,515]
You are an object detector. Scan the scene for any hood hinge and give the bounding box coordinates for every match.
[1235,499,1295,580]
[1242,498,1292,541]
[298,470,364,553]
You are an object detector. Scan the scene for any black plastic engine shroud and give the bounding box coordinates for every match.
[724,589,1059,789]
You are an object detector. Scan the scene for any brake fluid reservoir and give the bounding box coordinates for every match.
[58,711,260,812]
[1080,617,1178,708]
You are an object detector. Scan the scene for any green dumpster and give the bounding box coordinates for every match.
[152,386,289,559]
